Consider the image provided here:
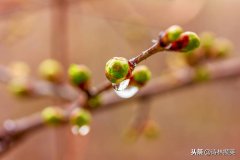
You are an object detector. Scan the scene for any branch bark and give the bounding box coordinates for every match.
[0,57,240,156]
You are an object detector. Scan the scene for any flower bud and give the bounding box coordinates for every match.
[105,57,130,84]
[181,32,201,52]
[143,120,160,140]
[194,67,210,82]
[200,32,215,50]
[68,64,91,88]
[38,59,63,83]
[214,38,232,58]
[70,108,92,127]
[8,78,31,96]
[41,107,64,125]
[166,25,183,42]
[131,65,151,87]
[169,32,200,52]
[88,95,101,108]
[160,25,183,47]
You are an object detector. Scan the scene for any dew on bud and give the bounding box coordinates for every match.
[115,86,139,98]
[112,79,130,91]
[79,125,91,136]
[71,125,91,136]
[105,57,130,84]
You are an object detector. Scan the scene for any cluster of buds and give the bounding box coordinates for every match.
[39,59,93,93]
[6,25,203,140]
[159,25,200,52]
[41,106,92,129]
[105,57,151,88]
[178,32,233,66]
[165,32,233,82]
[105,25,200,88]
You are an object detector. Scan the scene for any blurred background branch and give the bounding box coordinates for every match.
[0,57,240,156]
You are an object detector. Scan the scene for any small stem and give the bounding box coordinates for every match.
[129,43,163,66]
[91,81,112,97]
[1,58,240,155]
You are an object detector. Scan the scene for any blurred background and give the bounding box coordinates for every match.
[0,0,240,159]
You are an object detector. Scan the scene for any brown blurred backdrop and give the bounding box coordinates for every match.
[0,0,240,159]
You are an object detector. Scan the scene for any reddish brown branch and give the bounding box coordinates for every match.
[0,57,240,156]
[129,42,163,66]
[91,81,112,97]
[98,58,240,111]
[0,97,83,156]
[0,65,79,101]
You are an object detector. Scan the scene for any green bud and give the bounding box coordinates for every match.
[181,32,200,52]
[194,67,210,82]
[105,57,130,84]
[132,65,151,86]
[214,38,232,58]
[200,32,215,49]
[123,127,139,143]
[166,25,183,42]
[41,107,64,125]
[68,64,91,87]
[143,121,160,140]
[38,59,63,82]
[88,95,101,108]
[70,108,92,127]
[8,78,30,96]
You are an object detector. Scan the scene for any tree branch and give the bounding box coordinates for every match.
[0,57,240,156]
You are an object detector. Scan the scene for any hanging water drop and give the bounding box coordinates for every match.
[71,125,79,135]
[79,125,91,136]
[115,86,139,98]
[112,79,130,91]
[71,125,91,136]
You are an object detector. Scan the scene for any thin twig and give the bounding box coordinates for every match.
[0,58,238,156]
[129,42,163,66]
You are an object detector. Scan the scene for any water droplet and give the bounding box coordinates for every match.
[112,79,130,91]
[71,125,79,135]
[71,125,91,136]
[115,86,139,98]
[79,125,91,136]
